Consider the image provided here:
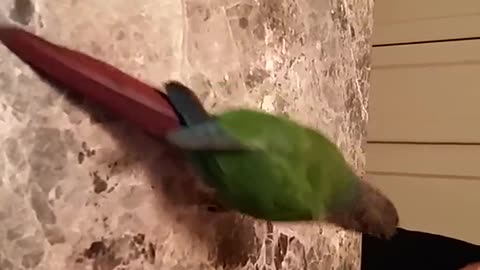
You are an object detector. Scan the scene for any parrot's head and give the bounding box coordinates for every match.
[327,179,400,239]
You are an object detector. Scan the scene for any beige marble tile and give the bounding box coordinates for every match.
[0,0,373,269]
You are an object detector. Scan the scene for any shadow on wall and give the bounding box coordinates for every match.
[40,74,263,269]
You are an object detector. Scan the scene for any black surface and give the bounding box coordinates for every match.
[362,228,480,270]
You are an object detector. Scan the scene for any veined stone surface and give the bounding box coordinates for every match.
[0,0,373,269]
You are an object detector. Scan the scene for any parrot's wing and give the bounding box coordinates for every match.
[164,81,250,151]
[164,81,211,126]
[166,120,250,151]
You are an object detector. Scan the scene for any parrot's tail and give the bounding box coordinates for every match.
[327,180,399,239]
[0,26,180,138]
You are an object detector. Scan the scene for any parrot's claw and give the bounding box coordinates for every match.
[201,203,229,213]
[206,204,224,212]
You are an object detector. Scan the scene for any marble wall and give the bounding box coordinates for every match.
[0,0,373,269]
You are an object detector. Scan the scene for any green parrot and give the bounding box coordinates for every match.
[164,81,399,239]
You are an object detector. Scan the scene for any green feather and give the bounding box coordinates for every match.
[204,109,360,221]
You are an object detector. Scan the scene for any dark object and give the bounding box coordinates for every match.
[83,241,107,259]
[0,25,180,138]
[362,228,480,270]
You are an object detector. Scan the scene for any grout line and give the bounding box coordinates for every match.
[373,36,480,47]
[367,141,480,146]
[366,171,480,181]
